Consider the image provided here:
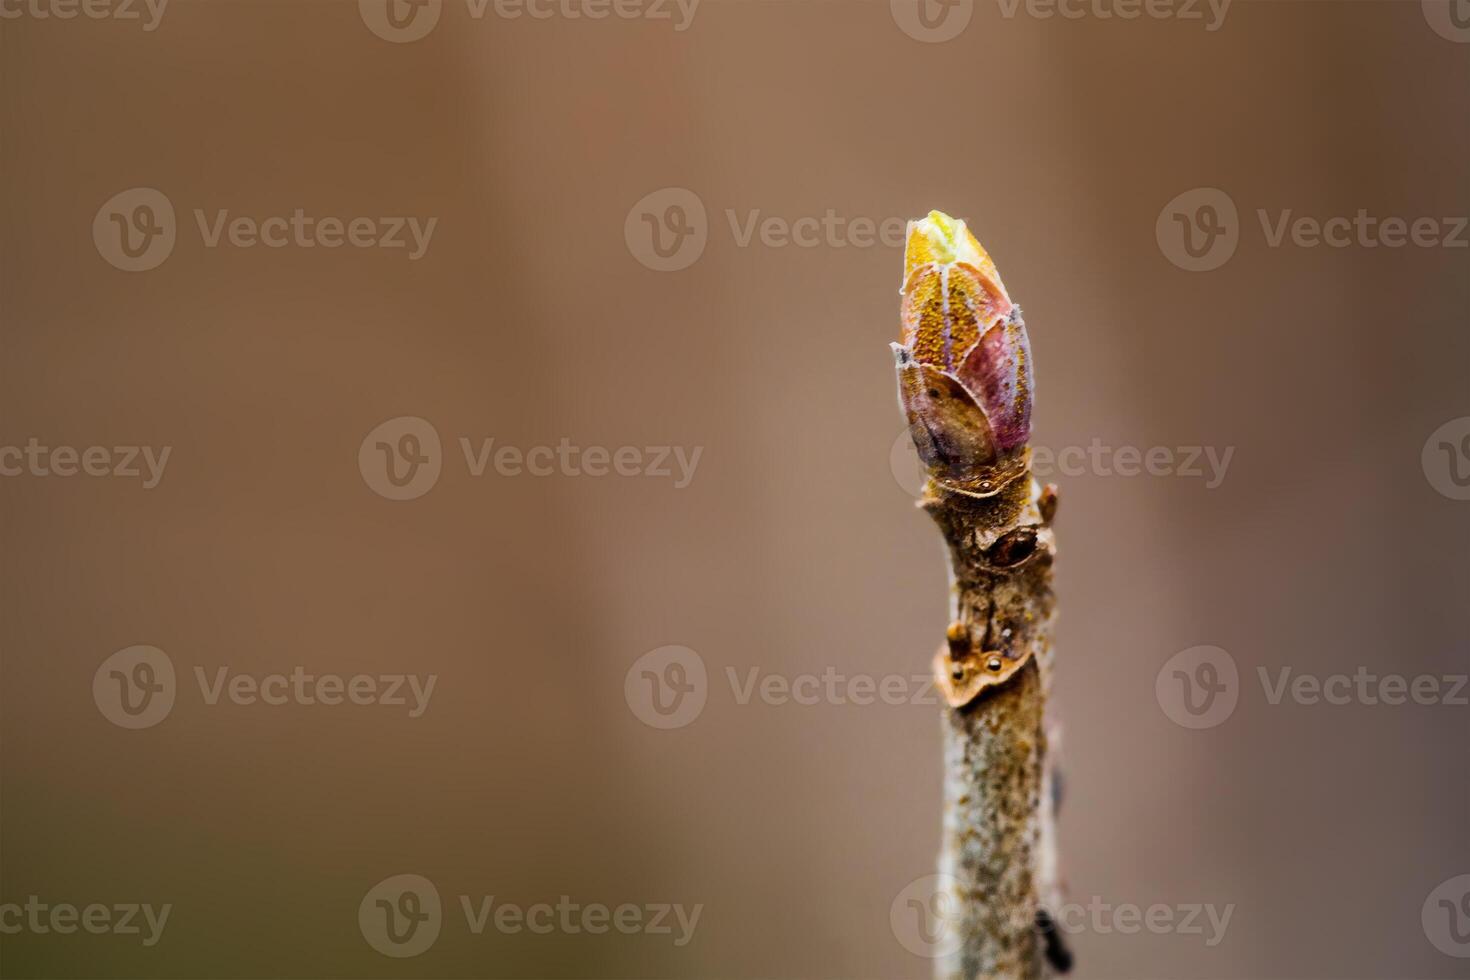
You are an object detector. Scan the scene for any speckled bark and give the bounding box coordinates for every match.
[940,660,1047,979]
[925,469,1060,980]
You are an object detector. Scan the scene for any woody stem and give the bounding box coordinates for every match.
[925,474,1060,980]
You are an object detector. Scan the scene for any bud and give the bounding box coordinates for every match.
[895,211,1032,488]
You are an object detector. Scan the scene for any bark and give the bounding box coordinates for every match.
[923,463,1062,980]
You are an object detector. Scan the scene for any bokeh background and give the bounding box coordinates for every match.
[2,0,1468,977]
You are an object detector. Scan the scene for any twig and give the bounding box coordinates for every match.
[893,212,1066,980]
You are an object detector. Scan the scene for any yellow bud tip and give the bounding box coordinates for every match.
[902,210,1007,300]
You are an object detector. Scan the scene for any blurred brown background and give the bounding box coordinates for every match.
[2,0,1468,976]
